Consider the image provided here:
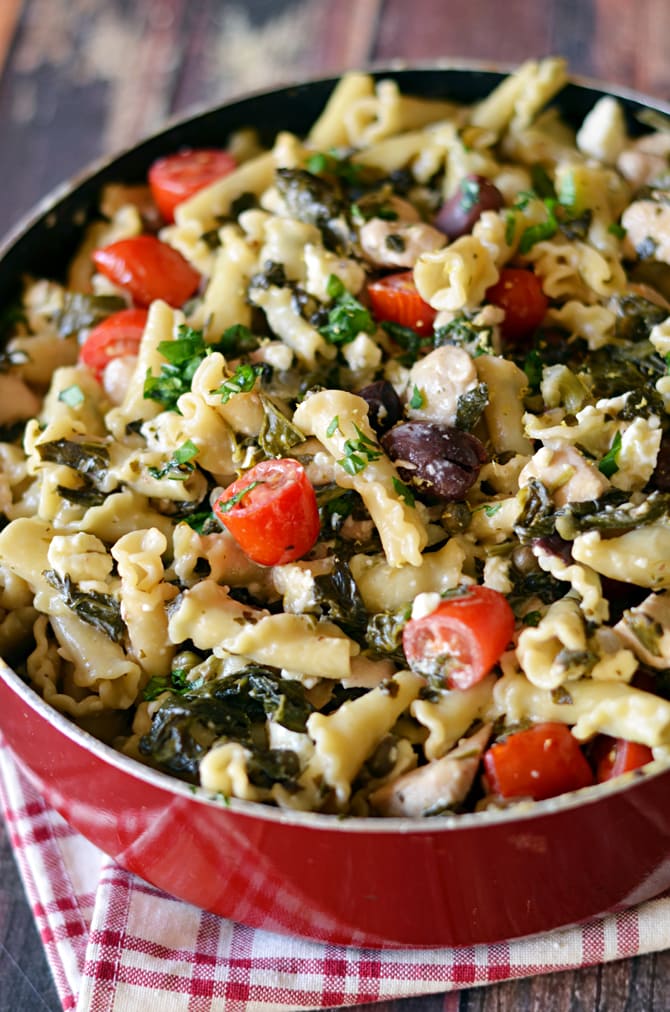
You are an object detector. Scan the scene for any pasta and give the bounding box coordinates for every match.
[1,60,669,818]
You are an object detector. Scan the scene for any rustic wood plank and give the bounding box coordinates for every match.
[373,0,553,65]
[592,0,670,98]
[0,0,21,75]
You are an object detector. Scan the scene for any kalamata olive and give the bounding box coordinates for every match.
[381,421,487,500]
[357,380,403,436]
[434,174,504,240]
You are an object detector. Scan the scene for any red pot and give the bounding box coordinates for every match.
[2,67,670,948]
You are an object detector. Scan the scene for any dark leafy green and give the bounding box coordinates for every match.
[258,396,306,457]
[313,554,369,642]
[139,664,313,779]
[455,383,488,431]
[55,293,126,338]
[43,570,124,641]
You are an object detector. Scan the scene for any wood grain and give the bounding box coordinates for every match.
[0,2,669,1010]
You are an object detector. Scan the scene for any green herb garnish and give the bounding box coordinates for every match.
[215,363,263,403]
[319,275,375,346]
[58,385,85,408]
[216,481,263,513]
[598,431,623,478]
[392,477,415,507]
[148,440,199,481]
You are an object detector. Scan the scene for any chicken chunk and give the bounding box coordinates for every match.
[369,723,491,817]
[622,200,670,264]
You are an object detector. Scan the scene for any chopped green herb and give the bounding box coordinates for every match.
[305,150,363,186]
[215,363,263,403]
[326,415,340,437]
[148,440,199,481]
[504,210,517,246]
[319,274,375,346]
[608,222,627,239]
[598,430,623,477]
[392,477,415,507]
[58,385,85,408]
[338,424,382,475]
[409,385,424,410]
[258,396,305,457]
[523,610,542,627]
[518,198,559,253]
[216,481,263,513]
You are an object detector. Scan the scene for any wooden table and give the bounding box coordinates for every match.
[1,1,669,1009]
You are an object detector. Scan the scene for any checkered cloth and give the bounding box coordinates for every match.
[2,735,669,1012]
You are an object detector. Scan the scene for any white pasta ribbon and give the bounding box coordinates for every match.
[112,529,177,677]
[293,389,428,567]
[350,538,465,613]
[305,669,424,806]
[168,580,357,679]
[249,285,334,366]
[411,675,496,761]
[494,669,670,748]
[572,526,670,589]
[516,597,591,689]
[106,300,181,442]
[414,236,500,312]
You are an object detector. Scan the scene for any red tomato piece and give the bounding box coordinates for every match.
[148,148,237,223]
[483,722,594,802]
[593,736,654,783]
[79,308,149,381]
[213,458,320,567]
[367,271,436,335]
[92,235,201,308]
[485,267,548,342]
[402,585,515,690]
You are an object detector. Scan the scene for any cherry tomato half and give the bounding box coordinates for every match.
[402,585,515,690]
[92,235,201,308]
[483,722,594,802]
[213,458,320,567]
[592,735,654,783]
[79,308,149,381]
[367,271,436,335]
[148,148,237,223]
[485,267,548,342]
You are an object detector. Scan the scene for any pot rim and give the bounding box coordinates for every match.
[3,657,666,834]
[2,58,669,257]
[2,60,669,837]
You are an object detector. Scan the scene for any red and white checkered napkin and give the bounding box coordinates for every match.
[2,735,670,1012]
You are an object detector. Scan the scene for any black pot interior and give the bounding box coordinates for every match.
[0,68,664,313]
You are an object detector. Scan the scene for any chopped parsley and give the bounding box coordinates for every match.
[216,480,263,513]
[608,222,627,239]
[148,440,199,481]
[338,424,382,475]
[409,384,424,410]
[598,431,623,478]
[392,477,415,507]
[326,415,340,437]
[319,274,375,346]
[214,363,263,403]
[58,384,85,408]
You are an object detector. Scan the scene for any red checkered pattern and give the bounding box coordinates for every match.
[2,732,669,1012]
